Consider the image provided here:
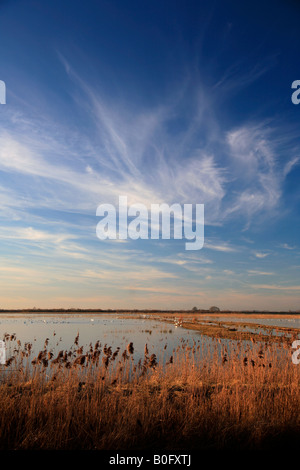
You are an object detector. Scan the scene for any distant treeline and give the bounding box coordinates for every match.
[0,308,299,314]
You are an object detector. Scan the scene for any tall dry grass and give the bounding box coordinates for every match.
[0,333,299,450]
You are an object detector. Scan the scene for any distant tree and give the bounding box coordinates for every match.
[209,306,220,312]
[192,306,198,312]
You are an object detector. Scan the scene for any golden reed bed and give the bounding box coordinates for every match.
[0,332,299,450]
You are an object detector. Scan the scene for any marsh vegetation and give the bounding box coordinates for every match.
[0,321,299,450]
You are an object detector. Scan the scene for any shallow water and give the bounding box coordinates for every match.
[0,313,298,366]
[0,313,199,364]
[204,316,300,328]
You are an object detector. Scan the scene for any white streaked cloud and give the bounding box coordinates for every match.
[247,270,274,275]
[204,241,238,253]
[250,284,300,291]
[279,243,296,250]
[224,124,285,223]
[253,252,270,259]
[283,156,300,177]
[1,62,299,233]
[0,226,77,244]
[212,54,278,96]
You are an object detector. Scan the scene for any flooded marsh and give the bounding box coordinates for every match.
[0,312,299,450]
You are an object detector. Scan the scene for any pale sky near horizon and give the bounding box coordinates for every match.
[0,0,300,310]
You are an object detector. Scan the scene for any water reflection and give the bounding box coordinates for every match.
[0,313,198,364]
[0,313,299,368]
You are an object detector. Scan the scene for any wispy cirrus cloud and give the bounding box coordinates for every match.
[279,243,296,250]
[224,124,284,224]
[0,226,77,244]
[283,156,300,177]
[250,284,300,291]
[204,241,238,253]
[253,252,270,259]
[247,270,274,275]
[212,54,278,96]
[1,53,299,234]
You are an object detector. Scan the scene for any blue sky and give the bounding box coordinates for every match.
[0,0,300,310]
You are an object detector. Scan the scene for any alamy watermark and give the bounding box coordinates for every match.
[292,340,300,365]
[291,80,300,104]
[96,196,204,250]
[0,340,6,365]
[0,80,6,104]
